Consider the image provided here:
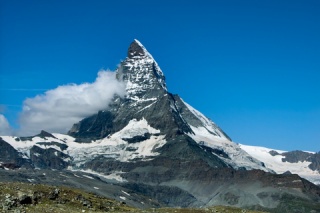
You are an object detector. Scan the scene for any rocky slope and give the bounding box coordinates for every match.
[0,40,320,212]
[0,181,132,213]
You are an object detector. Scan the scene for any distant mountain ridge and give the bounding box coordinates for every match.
[0,40,319,212]
[240,144,320,185]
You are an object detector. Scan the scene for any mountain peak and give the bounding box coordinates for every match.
[128,39,150,58]
[117,39,167,96]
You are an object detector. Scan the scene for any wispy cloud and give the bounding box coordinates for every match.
[18,70,125,136]
[0,114,12,135]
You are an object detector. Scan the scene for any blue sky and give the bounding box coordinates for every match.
[0,0,319,151]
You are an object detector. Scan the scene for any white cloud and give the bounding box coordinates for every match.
[0,114,12,135]
[18,70,125,136]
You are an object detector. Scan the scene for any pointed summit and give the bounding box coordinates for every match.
[128,39,149,58]
[117,39,167,97]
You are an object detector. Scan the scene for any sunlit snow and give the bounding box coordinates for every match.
[240,144,320,185]
[1,118,166,180]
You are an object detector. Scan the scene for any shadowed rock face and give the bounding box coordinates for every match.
[282,150,313,163]
[0,138,33,169]
[309,153,320,172]
[128,39,146,58]
[271,150,320,173]
[30,146,71,170]
[68,94,195,140]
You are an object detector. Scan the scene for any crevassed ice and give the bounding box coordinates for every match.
[2,118,166,167]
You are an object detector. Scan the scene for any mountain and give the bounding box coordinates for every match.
[240,144,320,185]
[0,40,320,212]
[67,39,268,171]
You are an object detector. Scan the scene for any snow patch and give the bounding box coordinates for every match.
[73,173,82,178]
[70,169,127,183]
[82,175,94,180]
[136,101,157,113]
[121,190,130,196]
[112,118,160,139]
[103,172,127,182]
[60,173,69,178]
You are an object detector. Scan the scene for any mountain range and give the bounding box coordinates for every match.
[0,40,319,212]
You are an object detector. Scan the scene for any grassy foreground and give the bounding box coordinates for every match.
[137,206,267,213]
[0,182,267,213]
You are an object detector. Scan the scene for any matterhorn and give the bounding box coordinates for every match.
[1,40,319,212]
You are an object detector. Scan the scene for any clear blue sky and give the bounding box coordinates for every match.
[1,0,319,151]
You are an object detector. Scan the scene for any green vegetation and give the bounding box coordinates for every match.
[141,206,268,213]
[0,182,268,213]
[0,182,133,213]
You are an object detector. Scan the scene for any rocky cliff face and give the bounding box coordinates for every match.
[1,40,320,212]
[0,137,33,169]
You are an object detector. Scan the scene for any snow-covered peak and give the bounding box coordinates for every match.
[117,40,167,99]
[128,39,151,59]
[133,39,142,45]
[110,118,160,139]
